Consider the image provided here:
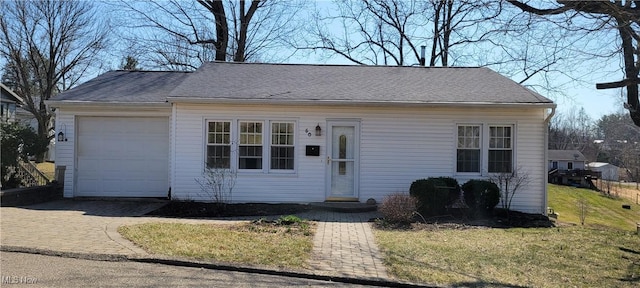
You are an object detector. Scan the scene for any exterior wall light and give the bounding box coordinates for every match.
[57,124,67,142]
[315,124,322,136]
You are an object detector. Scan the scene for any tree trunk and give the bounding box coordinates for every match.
[615,16,640,127]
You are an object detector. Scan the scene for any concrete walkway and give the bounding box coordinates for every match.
[0,200,388,280]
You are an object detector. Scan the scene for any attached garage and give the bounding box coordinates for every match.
[75,116,169,197]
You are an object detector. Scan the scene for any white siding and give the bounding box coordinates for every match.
[173,104,549,213]
[55,110,75,198]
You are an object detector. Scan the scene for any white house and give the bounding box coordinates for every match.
[548,150,587,171]
[587,162,619,181]
[47,62,555,214]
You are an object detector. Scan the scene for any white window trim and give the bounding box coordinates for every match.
[204,118,298,175]
[204,119,233,170]
[454,122,517,176]
[237,120,265,173]
[267,120,297,174]
[455,124,482,175]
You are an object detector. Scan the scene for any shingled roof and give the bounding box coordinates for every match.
[548,150,587,162]
[51,62,554,107]
[52,70,191,103]
[168,62,553,105]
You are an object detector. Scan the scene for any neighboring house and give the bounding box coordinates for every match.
[1,83,23,123]
[587,162,619,181]
[548,150,586,171]
[47,62,556,214]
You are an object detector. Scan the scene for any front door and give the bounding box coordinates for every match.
[326,121,359,200]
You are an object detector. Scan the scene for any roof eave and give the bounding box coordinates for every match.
[166,97,556,109]
[46,100,170,108]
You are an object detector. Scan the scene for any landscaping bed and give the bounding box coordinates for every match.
[146,201,313,218]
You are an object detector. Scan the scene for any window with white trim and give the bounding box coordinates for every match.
[206,121,231,168]
[456,125,481,173]
[270,122,295,170]
[488,125,512,173]
[205,119,296,173]
[455,123,514,174]
[239,121,263,170]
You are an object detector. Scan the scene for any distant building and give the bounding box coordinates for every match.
[548,150,586,171]
[0,83,23,123]
[586,162,619,181]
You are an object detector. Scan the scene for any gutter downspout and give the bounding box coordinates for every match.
[543,106,556,215]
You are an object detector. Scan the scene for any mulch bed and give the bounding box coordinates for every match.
[146,201,313,218]
[375,209,555,230]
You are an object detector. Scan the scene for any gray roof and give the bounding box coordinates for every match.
[548,150,586,161]
[52,70,191,103]
[1,83,23,104]
[169,62,553,105]
[51,62,554,106]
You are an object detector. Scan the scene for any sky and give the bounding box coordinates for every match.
[2,0,630,123]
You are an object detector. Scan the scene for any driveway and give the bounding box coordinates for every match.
[1,199,389,280]
[0,199,238,256]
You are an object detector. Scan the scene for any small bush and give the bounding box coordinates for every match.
[379,193,417,224]
[409,177,460,216]
[461,180,500,216]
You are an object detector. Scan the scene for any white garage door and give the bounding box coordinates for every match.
[76,117,169,197]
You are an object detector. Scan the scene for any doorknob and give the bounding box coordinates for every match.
[327,156,331,164]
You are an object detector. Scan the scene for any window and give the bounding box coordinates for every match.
[270,122,295,170]
[488,126,512,173]
[239,121,263,169]
[567,162,573,170]
[206,121,231,168]
[456,125,481,172]
[455,124,514,174]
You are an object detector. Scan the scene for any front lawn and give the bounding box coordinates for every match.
[119,219,314,269]
[373,184,640,287]
[374,226,639,287]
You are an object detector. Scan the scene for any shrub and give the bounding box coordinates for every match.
[409,177,460,216]
[461,179,500,216]
[378,193,418,224]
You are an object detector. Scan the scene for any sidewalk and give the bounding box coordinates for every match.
[0,200,389,281]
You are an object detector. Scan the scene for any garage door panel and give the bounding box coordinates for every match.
[76,117,169,197]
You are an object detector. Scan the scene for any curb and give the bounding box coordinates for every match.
[1,245,437,288]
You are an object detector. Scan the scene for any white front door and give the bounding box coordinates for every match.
[326,121,360,199]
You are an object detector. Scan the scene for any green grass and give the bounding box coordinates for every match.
[119,221,315,269]
[373,184,640,287]
[374,227,639,287]
[34,162,55,180]
[548,184,640,231]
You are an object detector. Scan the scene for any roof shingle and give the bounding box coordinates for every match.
[169,62,553,104]
[53,70,191,103]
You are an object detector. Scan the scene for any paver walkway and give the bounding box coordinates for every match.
[1,200,388,280]
[298,210,389,280]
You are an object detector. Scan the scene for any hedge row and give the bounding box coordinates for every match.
[409,177,499,217]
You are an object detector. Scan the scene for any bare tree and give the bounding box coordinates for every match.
[489,167,530,217]
[595,111,640,181]
[507,1,640,127]
[548,108,598,159]
[294,0,506,66]
[115,0,304,70]
[0,1,108,162]
[576,197,589,226]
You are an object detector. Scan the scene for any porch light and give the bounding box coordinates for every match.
[315,124,322,136]
[57,124,67,142]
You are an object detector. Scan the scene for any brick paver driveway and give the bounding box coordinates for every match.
[0,200,235,256]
